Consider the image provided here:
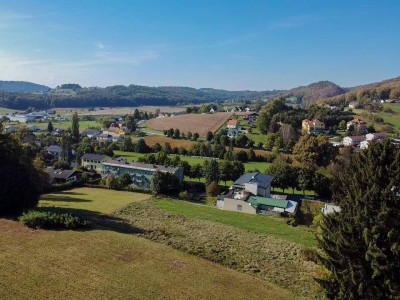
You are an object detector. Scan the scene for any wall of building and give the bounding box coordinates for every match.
[244,183,258,195]
[223,197,256,215]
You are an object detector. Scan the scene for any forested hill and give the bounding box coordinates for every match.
[0,84,283,110]
[318,77,400,105]
[284,81,347,105]
[0,81,50,93]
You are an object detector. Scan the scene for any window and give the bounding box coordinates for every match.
[237,204,242,211]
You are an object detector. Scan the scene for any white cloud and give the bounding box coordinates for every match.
[94,42,105,49]
[0,50,160,87]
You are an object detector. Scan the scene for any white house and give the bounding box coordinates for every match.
[366,132,386,141]
[343,135,365,147]
[209,108,215,114]
[322,204,341,215]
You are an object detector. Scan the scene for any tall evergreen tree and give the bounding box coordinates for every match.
[203,159,220,185]
[71,112,80,143]
[318,140,400,299]
[47,121,54,132]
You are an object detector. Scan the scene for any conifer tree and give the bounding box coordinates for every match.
[318,140,400,299]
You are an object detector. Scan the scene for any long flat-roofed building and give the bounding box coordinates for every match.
[101,159,184,190]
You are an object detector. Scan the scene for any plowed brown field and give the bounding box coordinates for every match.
[147,112,233,137]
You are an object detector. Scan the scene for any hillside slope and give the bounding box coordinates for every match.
[0,81,50,93]
[285,81,347,104]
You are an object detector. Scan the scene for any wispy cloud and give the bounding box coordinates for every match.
[0,49,160,87]
[94,42,105,49]
[268,15,320,30]
[0,10,34,30]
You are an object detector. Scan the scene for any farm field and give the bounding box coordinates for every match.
[155,199,317,247]
[0,107,22,114]
[147,112,233,137]
[29,120,100,131]
[145,135,196,149]
[53,106,187,116]
[0,204,292,299]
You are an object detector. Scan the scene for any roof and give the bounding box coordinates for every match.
[345,135,365,142]
[47,145,62,152]
[103,160,181,173]
[233,172,274,189]
[347,118,366,125]
[81,153,108,161]
[227,120,238,126]
[303,119,325,126]
[247,195,289,209]
[45,168,76,180]
[82,128,100,134]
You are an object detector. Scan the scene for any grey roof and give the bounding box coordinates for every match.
[233,172,274,189]
[45,168,76,180]
[47,145,62,152]
[82,128,100,135]
[103,160,181,173]
[81,153,108,161]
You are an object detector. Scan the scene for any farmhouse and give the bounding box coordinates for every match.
[101,160,184,190]
[366,132,386,141]
[342,135,365,147]
[347,118,367,133]
[8,114,34,123]
[45,167,78,184]
[81,153,110,172]
[302,119,325,134]
[227,119,239,129]
[217,172,298,215]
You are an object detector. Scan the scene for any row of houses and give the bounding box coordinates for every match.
[302,118,367,135]
[343,132,386,148]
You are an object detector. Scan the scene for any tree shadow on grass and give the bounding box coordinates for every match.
[34,206,143,235]
[40,195,92,203]
[56,191,87,196]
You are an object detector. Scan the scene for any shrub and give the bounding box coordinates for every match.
[19,210,91,229]
[382,106,393,113]
[206,181,220,197]
[179,190,191,200]
[300,247,319,263]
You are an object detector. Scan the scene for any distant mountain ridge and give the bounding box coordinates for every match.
[0,81,50,93]
[0,77,398,110]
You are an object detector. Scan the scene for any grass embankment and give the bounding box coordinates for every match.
[0,220,292,300]
[155,199,317,247]
[115,199,322,298]
[1,188,293,299]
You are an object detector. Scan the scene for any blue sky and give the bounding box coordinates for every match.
[0,0,399,90]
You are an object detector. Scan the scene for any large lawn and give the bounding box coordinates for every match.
[40,187,151,214]
[115,150,271,172]
[0,219,292,300]
[155,199,317,247]
[0,107,22,114]
[1,187,295,299]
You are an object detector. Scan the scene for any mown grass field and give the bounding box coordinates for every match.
[115,150,271,173]
[39,187,152,214]
[0,188,296,299]
[8,120,101,131]
[0,107,22,114]
[53,106,187,116]
[155,199,317,247]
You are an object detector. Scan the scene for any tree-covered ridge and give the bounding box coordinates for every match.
[285,81,347,105]
[0,81,50,93]
[320,76,400,105]
[0,84,283,109]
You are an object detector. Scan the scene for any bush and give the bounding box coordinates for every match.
[300,247,319,263]
[206,181,220,197]
[179,190,191,200]
[19,210,91,229]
